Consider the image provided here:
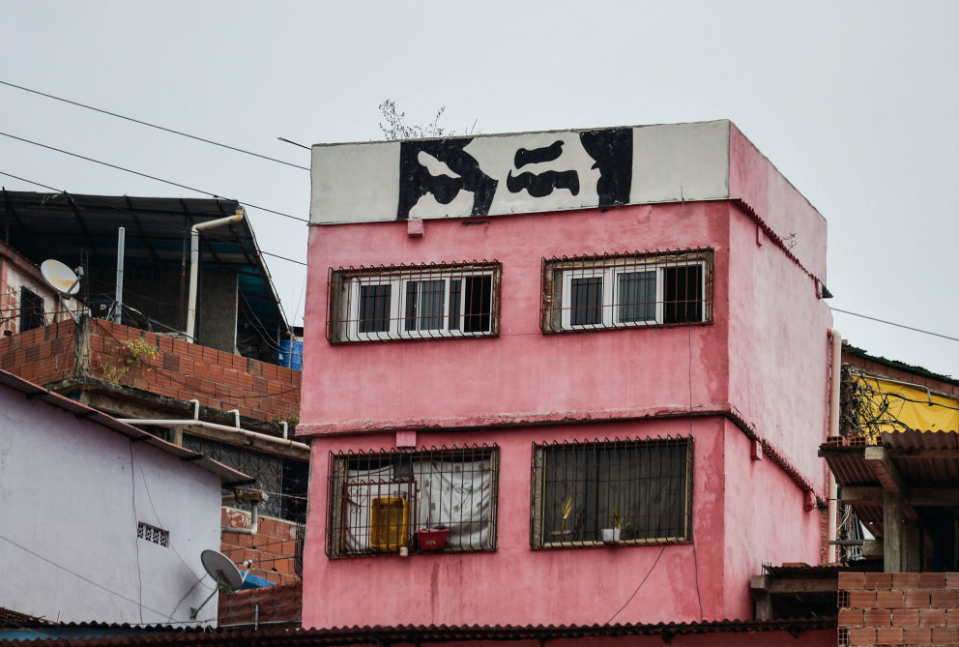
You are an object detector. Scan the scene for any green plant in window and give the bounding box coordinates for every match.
[559,496,574,532]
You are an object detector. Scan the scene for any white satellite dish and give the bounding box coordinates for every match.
[190,549,249,620]
[40,259,81,296]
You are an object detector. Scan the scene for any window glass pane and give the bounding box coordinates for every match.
[449,279,462,331]
[663,265,703,324]
[571,277,603,326]
[405,279,446,332]
[616,271,656,323]
[539,440,689,545]
[463,275,492,333]
[358,285,391,333]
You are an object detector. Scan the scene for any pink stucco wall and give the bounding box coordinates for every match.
[728,123,828,284]
[304,419,726,629]
[300,203,732,436]
[725,203,833,487]
[301,179,831,629]
[721,423,825,619]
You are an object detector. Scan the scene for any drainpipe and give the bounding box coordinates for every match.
[827,328,842,563]
[186,210,244,342]
[117,399,308,451]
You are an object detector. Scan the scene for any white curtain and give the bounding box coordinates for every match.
[412,459,491,550]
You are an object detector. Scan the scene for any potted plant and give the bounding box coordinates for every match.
[602,509,625,544]
[550,496,575,538]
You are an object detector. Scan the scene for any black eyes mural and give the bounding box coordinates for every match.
[396,129,632,221]
[396,139,497,221]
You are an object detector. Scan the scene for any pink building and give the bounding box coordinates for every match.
[299,120,834,639]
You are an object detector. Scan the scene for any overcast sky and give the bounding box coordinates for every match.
[3,1,959,377]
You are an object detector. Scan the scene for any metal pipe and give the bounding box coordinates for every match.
[827,328,842,563]
[115,227,125,324]
[117,399,308,452]
[186,211,244,341]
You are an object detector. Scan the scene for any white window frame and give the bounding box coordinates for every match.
[330,262,500,343]
[560,262,705,331]
[543,250,712,334]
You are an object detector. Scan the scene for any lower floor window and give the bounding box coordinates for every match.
[531,436,693,548]
[327,445,499,557]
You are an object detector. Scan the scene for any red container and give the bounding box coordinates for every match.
[415,528,449,551]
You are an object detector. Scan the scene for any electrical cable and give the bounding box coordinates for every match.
[0,533,169,618]
[0,132,308,223]
[831,307,959,344]
[0,79,309,171]
[129,444,144,624]
[605,542,667,624]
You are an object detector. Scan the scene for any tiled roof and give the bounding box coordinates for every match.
[3,618,837,646]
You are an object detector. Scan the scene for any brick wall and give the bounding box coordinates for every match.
[839,572,959,646]
[221,508,302,586]
[218,582,302,627]
[87,319,301,424]
[0,319,76,384]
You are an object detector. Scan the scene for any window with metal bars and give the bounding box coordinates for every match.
[327,261,501,343]
[137,521,170,547]
[19,287,45,333]
[541,249,712,333]
[530,436,693,548]
[326,445,499,558]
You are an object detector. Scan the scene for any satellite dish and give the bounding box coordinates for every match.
[200,549,245,591]
[190,550,249,620]
[40,259,81,296]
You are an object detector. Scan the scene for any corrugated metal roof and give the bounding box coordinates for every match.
[0,368,253,486]
[0,191,288,336]
[0,618,838,646]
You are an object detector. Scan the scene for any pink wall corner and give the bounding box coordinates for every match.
[720,421,825,619]
[727,123,828,284]
[725,203,832,488]
[301,204,732,436]
[301,418,730,630]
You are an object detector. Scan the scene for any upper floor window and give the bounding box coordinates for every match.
[327,261,501,343]
[326,445,499,558]
[541,249,713,333]
[530,436,693,548]
[19,287,45,333]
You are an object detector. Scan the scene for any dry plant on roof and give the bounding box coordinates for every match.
[839,365,909,443]
[99,338,159,384]
[378,99,446,140]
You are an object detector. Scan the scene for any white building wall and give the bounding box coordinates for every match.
[0,387,223,626]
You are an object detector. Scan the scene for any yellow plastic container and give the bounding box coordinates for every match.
[370,496,408,552]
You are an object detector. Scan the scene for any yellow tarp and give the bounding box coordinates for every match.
[857,376,959,434]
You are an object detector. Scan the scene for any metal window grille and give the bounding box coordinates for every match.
[530,436,693,549]
[541,249,713,333]
[326,444,499,558]
[137,521,170,547]
[327,261,501,344]
[19,287,45,333]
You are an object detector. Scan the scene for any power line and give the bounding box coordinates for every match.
[0,79,310,171]
[0,169,307,267]
[0,131,308,223]
[832,307,959,344]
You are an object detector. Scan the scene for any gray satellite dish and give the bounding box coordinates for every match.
[40,259,81,296]
[190,549,249,620]
[40,259,84,323]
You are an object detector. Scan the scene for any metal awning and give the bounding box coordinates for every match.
[0,190,287,336]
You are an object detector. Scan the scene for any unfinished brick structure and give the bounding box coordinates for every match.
[0,317,300,428]
[839,571,959,646]
[221,508,302,586]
